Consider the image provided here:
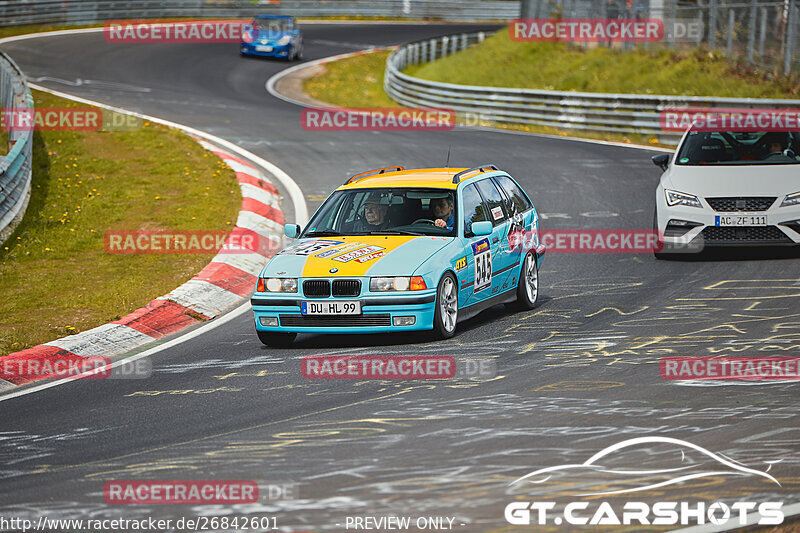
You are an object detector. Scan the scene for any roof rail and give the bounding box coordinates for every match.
[452,164,499,184]
[344,166,405,185]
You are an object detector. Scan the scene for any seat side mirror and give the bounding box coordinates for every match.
[652,154,670,171]
[284,224,300,238]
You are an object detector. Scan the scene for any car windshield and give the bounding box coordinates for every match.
[254,17,292,32]
[301,188,457,238]
[676,131,800,165]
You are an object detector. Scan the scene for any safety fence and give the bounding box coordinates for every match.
[0,0,520,26]
[385,31,800,143]
[0,51,33,245]
[520,0,800,74]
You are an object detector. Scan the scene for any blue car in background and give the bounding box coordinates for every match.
[240,15,303,60]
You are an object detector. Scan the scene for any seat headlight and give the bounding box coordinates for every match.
[277,35,292,46]
[665,189,702,208]
[257,277,297,293]
[780,191,800,207]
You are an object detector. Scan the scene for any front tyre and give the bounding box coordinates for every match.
[257,330,296,347]
[433,273,458,339]
[512,252,539,310]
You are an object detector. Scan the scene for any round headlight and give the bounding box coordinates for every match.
[392,277,410,291]
[282,278,297,292]
[266,278,281,292]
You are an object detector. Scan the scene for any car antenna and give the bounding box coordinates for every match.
[445,145,451,169]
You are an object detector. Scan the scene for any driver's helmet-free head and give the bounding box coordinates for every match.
[762,132,791,152]
[363,191,388,206]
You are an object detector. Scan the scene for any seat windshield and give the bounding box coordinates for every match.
[676,131,800,165]
[301,188,457,238]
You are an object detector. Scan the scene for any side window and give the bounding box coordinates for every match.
[461,184,488,236]
[475,178,508,225]
[494,175,533,215]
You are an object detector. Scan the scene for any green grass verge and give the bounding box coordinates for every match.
[406,29,800,98]
[304,50,397,108]
[302,48,668,146]
[0,89,241,357]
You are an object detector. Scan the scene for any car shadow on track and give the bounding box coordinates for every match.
[262,295,553,350]
[658,246,800,262]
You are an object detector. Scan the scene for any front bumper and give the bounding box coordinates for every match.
[251,292,437,334]
[240,42,291,58]
[656,195,800,249]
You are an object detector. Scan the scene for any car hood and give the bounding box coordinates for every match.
[666,164,800,197]
[263,235,453,278]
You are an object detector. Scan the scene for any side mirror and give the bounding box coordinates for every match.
[651,154,670,171]
[284,224,300,239]
[472,221,493,236]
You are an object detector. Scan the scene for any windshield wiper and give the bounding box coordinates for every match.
[305,230,343,237]
[368,230,426,236]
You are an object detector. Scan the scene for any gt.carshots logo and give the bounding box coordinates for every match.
[506,437,784,527]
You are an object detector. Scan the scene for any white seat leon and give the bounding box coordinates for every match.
[652,129,800,258]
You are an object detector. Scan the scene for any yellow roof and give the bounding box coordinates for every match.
[337,168,473,191]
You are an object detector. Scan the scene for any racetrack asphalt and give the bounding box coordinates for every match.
[0,23,799,532]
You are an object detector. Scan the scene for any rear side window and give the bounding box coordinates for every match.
[475,178,508,225]
[461,184,488,236]
[494,175,532,215]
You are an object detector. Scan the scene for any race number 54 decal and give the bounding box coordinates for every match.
[472,238,491,292]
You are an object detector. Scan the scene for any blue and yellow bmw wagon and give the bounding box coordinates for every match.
[251,165,545,346]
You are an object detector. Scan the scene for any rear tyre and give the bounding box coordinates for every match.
[257,330,296,347]
[432,273,458,339]
[512,252,538,310]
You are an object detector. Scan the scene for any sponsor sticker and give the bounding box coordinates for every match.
[455,256,467,271]
[280,240,344,256]
[332,245,384,263]
[354,251,386,263]
[471,238,492,292]
[491,206,504,221]
[314,242,365,258]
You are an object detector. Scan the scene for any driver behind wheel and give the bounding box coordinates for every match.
[762,132,796,162]
[430,196,454,229]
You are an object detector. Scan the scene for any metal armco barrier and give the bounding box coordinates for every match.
[385,31,800,144]
[0,0,520,26]
[0,52,33,245]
